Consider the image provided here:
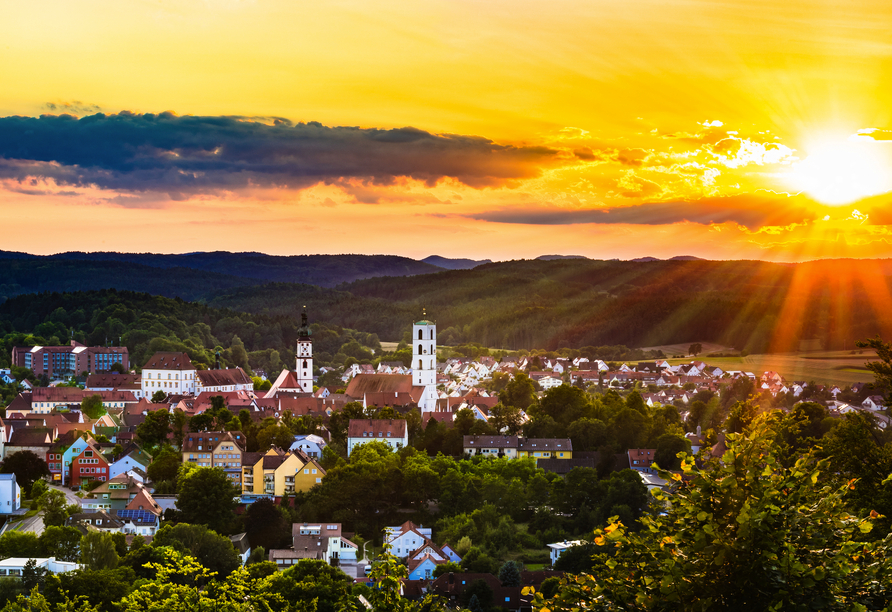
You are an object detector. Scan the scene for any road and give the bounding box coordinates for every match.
[47,483,83,508]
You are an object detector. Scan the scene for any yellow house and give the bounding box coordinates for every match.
[242,448,326,496]
[516,438,573,461]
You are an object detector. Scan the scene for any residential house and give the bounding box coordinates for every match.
[195,367,254,394]
[0,558,80,577]
[231,533,251,565]
[538,376,563,390]
[181,431,246,486]
[517,438,573,462]
[289,434,326,459]
[269,522,358,569]
[385,521,432,559]
[69,438,110,487]
[548,540,586,566]
[462,435,519,458]
[428,572,527,611]
[628,449,657,474]
[863,396,886,411]
[346,419,408,456]
[0,474,21,514]
[67,510,124,532]
[11,342,128,379]
[108,445,152,481]
[241,448,326,496]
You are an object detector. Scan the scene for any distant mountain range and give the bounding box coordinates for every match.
[631,255,705,262]
[2,251,892,354]
[421,255,491,270]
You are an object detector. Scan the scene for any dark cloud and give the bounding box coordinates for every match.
[0,112,562,196]
[44,101,103,115]
[465,193,828,229]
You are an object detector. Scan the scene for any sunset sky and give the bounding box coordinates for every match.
[2,0,892,261]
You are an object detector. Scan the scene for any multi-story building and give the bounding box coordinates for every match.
[70,438,110,487]
[346,419,408,456]
[22,388,137,415]
[138,352,197,399]
[11,342,128,379]
[463,436,573,462]
[195,367,254,395]
[181,431,246,485]
[241,448,326,496]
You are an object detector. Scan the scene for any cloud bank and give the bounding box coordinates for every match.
[0,112,562,196]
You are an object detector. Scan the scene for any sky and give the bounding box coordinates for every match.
[2,0,892,261]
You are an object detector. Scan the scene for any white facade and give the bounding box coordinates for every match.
[0,474,21,514]
[0,557,80,576]
[296,310,313,393]
[385,523,433,558]
[140,368,196,398]
[412,315,438,413]
[539,376,563,390]
[290,434,327,458]
[547,540,585,566]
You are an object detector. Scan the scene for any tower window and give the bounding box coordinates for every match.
[418,329,423,340]
[418,344,423,354]
[418,360,423,370]
[430,329,434,340]
[303,359,308,368]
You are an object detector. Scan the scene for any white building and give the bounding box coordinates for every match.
[385,520,433,559]
[0,474,21,514]
[539,376,563,390]
[138,352,196,399]
[296,309,313,393]
[0,557,80,577]
[547,540,585,566]
[346,419,408,456]
[290,434,327,459]
[412,313,438,413]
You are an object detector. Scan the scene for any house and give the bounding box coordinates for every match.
[538,376,563,390]
[862,396,886,411]
[385,521,432,559]
[231,533,251,565]
[241,447,326,496]
[108,445,153,481]
[463,435,518,458]
[195,368,255,394]
[516,438,573,461]
[67,510,124,533]
[69,438,110,487]
[181,431,246,485]
[0,558,80,577]
[114,508,161,537]
[428,572,527,611]
[547,540,586,566]
[289,434,326,459]
[407,554,441,580]
[83,474,144,510]
[346,419,408,456]
[628,449,657,474]
[11,342,128,379]
[0,474,21,514]
[269,522,358,569]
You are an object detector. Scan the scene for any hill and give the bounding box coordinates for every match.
[421,255,491,270]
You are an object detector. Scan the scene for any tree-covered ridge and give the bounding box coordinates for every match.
[0,289,380,376]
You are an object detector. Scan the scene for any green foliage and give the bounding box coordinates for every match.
[152,523,241,578]
[175,468,239,534]
[498,560,521,587]
[243,498,289,551]
[146,446,181,484]
[37,490,79,527]
[80,394,105,420]
[0,451,50,496]
[137,409,171,446]
[536,418,892,611]
[79,532,119,571]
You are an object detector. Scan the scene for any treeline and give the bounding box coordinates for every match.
[0,290,380,377]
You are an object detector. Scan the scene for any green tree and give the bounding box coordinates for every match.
[857,335,892,402]
[151,523,241,578]
[243,498,289,552]
[79,532,119,571]
[176,468,239,534]
[38,527,81,562]
[0,532,43,559]
[652,433,690,471]
[535,419,892,611]
[688,343,703,356]
[146,446,181,484]
[501,372,538,410]
[0,451,50,496]
[150,390,166,404]
[79,394,106,420]
[498,560,521,587]
[265,558,355,612]
[136,409,171,447]
[37,490,79,527]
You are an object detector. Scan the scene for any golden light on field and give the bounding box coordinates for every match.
[786,137,892,206]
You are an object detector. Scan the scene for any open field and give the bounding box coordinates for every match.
[666,350,879,386]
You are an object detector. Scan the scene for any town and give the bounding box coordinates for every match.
[0,306,887,611]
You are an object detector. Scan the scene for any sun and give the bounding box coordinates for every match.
[786,136,892,206]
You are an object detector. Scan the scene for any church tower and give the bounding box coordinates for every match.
[295,307,313,393]
[412,309,438,412]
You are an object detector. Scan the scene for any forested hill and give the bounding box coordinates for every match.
[335,257,892,353]
[6,256,892,354]
[0,251,442,296]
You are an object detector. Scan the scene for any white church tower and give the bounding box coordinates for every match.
[295,307,313,393]
[413,310,438,412]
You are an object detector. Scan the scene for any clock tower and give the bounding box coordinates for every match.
[296,307,313,393]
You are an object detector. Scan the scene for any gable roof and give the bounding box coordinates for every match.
[347,419,407,439]
[197,368,253,387]
[344,374,413,398]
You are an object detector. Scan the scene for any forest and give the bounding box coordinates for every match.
[6,255,892,353]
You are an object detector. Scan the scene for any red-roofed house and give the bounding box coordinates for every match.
[346,419,408,456]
